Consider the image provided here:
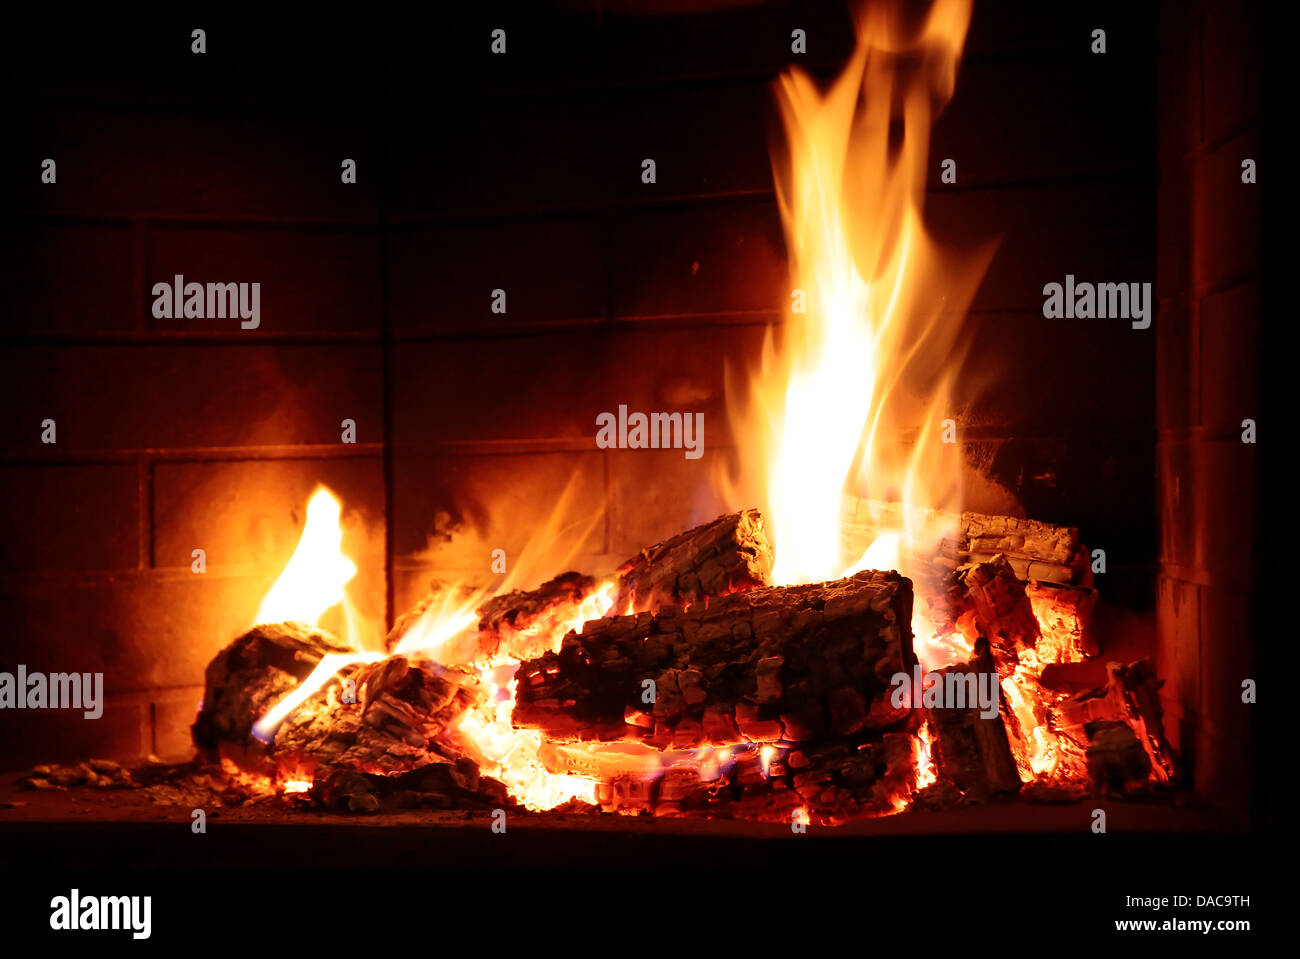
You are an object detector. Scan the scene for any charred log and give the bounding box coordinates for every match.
[610,507,774,613]
[312,758,512,814]
[191,622,353,757]
[1058,658,1181,787]
[934,554,1041,660]
[1026,582,1098,661]
[924,645,1023,800]
[270,656,485,775]
[387,510,775,664]
[841,497,1085,585]
[513,569,915,748]
[956,511,1081,568]
[469,571,600,662]
[1083,720,1152,796]
[593,732,918,824]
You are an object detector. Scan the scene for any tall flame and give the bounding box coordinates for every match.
[722,0,992,589]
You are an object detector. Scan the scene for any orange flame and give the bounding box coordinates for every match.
[382,482,616,811]
[255,486,358,638]
[914,720,937,790]
[720,0,991,591]
[447,584,614,811]
[249,486,381,741]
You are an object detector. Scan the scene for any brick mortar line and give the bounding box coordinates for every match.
[0,445,386,466]
[3,562,386,587]
[13,169,1156,232]
[20,42,1130,113]
[1157,564,1252,593]
[0,333,384,346]
[1155,428,1260,444]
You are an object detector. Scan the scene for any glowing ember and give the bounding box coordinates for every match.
[282,780,311,794]
[414,580,618,811]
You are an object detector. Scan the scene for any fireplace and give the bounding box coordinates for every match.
[0,0,1264,926]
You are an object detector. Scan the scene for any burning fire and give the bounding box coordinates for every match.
[239,0,1096,818]
[721,0,990,593]
[715,0,1086,795]
[442,584,616,810]
[248,486,381,741]
[251,478,617,810]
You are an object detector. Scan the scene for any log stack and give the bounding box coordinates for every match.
[185,502,1180,823]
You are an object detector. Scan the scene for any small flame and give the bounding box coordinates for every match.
[255,486,358,633]
[914,720,937,790]
[247,486,376,742]
[249,478,620,809]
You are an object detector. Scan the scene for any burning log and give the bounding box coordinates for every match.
[933,554,1041,660]
[190,630,517,808]
[956,511,1081,569]
[191,621,498,785]
[841,497,1085,585]
[271,656,485,776]
[594,732,918,824]
[312,758,510,814]
[387,509,775,663]
[513,569,916,748]
[1058,659,1181,789]
[1026,582,1098,661]
[923,645,1023,800]
[466,571,600,662]
[610,507,773,613]
[191,622,353,758]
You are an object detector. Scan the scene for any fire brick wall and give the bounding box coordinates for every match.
[1154,0,1260,822]
[2,19,389,767]
[4,1,1165,771]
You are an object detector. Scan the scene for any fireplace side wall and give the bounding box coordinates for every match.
[1154,0,1259,821]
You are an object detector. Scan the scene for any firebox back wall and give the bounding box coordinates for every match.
[2,3,1160,771]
